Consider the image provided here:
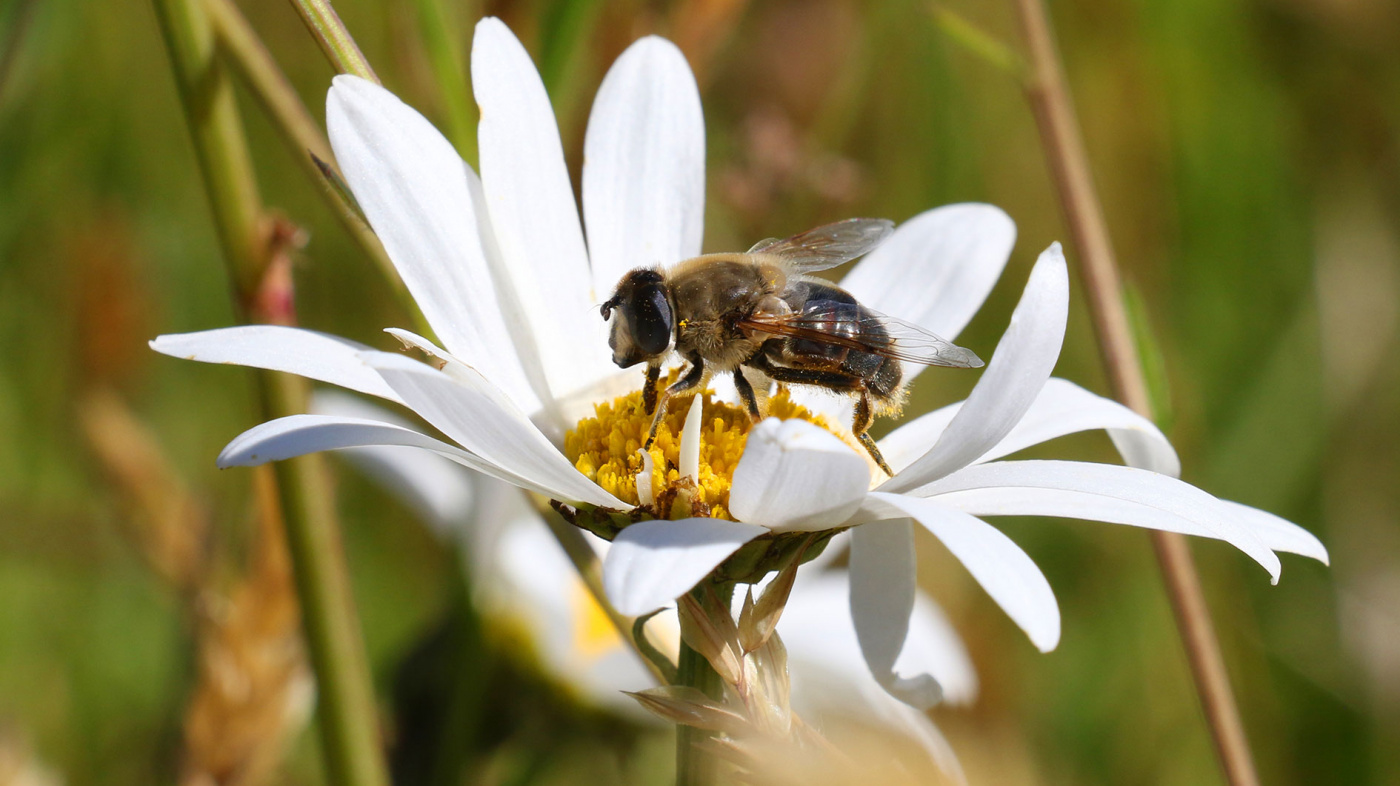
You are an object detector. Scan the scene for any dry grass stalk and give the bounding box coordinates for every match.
[178,469,312,786]
[80,388,208,593]
[79,390,310,786]
[0,729,62,786]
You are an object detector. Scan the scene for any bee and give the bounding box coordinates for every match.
[598,218,984,476]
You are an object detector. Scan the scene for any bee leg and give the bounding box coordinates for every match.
[733,368,762,423]
[642,364,662,415]
[645,353,705,449]
[853,392,894,478]
[748,355,894,476]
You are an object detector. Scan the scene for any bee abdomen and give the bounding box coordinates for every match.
[773,283,904,404]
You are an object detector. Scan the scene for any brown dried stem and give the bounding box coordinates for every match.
[1011,0,1260,784]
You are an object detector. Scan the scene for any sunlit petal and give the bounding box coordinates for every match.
[880,377,1179,477]
[881,243,1069,493]
[841,203,1015,345]
[151,326,401,403]
[584,36,705,298]
[918,460,1283,581]
[848,519,945,707]
[364,350,625,508]
[217,413,545,493]
[603,518,767,615]
[326,75,538,409]
[310,391,474,530]
[730,418,871,532]
[472,18,613,402]
[866,493,1061,652]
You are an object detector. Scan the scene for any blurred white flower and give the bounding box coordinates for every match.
[151,16,1327,716]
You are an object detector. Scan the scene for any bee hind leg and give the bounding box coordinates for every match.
[853,392,894,477]
[747,354,893,476]
[645,353,706,449]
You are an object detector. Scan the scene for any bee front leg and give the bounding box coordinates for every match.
[642,364,662,415]
[644,353,706,449]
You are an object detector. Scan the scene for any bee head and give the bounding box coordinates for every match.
[601,268,673,368]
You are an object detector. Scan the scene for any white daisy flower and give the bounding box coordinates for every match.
[151,17,1326,712]
[315,389,973,779]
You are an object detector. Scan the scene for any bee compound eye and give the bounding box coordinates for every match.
[630,285,673,357]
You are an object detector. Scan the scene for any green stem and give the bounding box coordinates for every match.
[675,583,733,786]
[152,1,389,784]
[411,0,477,164]
[203,0,405,298]
[289,0,379,82]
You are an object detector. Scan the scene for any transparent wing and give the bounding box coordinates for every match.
[750,218,895,274]
[740,304,984,368]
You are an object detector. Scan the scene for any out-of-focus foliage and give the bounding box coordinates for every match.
[1,0,1396,784]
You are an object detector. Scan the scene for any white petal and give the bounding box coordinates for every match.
[881,243,1069,493]
[384,327,561,444]
[472,18,613,402]
[310,391,474,530]
[635,449,656,507]
[919,460,1283,582]
[326,75,538,410]
[584,36,705,298]
[867,492,1061,652]
[364,351,625,509]
[781,575,968,783]
[879,377,1180,477]
[1217,500,1328,564]
[602,518,766,615]
[151,326,401,404]
[841,203,1015,346]
[849,519,946,706]
[782,569,978,707]
[729,419,871,532]
[679,394,703,482]
[897,592,979,706]
[217,413,550,493]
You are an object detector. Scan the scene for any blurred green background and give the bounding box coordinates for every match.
[2,0,1397,783]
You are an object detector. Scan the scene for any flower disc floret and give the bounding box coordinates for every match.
[566,384,842,520]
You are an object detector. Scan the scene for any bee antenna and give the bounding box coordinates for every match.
[598,297,618,320]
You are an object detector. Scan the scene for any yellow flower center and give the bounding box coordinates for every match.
[565,381,843,521]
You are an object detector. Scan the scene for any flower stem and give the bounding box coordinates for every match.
[1009,1,1260,784]
[202,0,404,298]
[675,583,733,786]
[411,0,478,164]
[151,1,388,784]
[288,0,379,83]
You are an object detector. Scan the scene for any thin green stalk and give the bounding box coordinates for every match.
[152,1,388,784]
[675,641,722,786]
[675,583,733,786]
[289,0,379,82]
[203,0,405,298]
[1009,0,1261,784]
[412,0,477,164]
